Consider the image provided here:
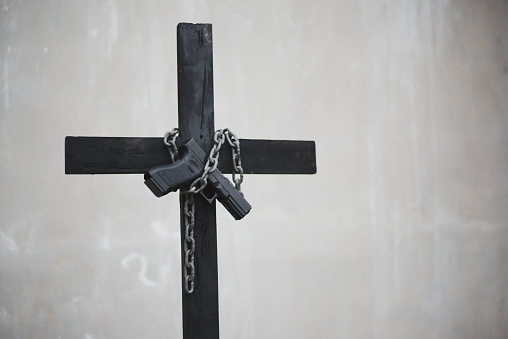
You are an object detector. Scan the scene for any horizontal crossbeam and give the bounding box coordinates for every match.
[65,136,317,175]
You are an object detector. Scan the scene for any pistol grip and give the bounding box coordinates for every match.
[144,144,203,197]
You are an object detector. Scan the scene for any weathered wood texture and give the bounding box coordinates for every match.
[63,22,317,339]
[177,23,219,339]
[65,137,316,175]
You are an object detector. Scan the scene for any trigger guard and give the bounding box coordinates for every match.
[200,185,217,204]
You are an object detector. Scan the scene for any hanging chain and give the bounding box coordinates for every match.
[163,128,195,294]
[163,128,244,294]
[183,193,195,294]
[163,128,179,163]
[223,129,245,195]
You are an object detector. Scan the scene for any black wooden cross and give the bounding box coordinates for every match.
[65,23,316,339]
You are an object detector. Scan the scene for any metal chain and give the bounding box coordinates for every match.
[223,128,245,195]
[163,128,179,163]
[163,128,196,294]
[182,128,244,194]
[183,193,195,294]
[162,127,244,294]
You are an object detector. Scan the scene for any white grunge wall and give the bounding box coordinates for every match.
[1,1,508,338]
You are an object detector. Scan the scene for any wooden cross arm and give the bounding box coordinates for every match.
[65,137,317,175]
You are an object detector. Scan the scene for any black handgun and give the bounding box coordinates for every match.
[144,138,251,220]
[144,139,203,197]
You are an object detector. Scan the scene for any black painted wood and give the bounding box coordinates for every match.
[65,137,170,174]
[177,23,219,339]
[64,22,318,339]
[65,137,317,175]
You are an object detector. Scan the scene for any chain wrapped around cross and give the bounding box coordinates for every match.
[145,127,250,293]
[65,23,316,339]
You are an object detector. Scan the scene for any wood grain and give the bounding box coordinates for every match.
[65,137,317,175]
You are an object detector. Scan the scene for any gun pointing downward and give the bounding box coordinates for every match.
[144,138,251,220]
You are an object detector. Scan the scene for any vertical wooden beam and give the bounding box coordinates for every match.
[177,23,219,339]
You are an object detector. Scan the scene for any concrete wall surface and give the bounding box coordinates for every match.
[1,0,507,338]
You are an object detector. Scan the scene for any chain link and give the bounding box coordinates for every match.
[163,128,244,294]
[163,128,179,163]
[223,128,245,195]
[182,128,244,194]
[183,193,195,294]
[164,128,195,294]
